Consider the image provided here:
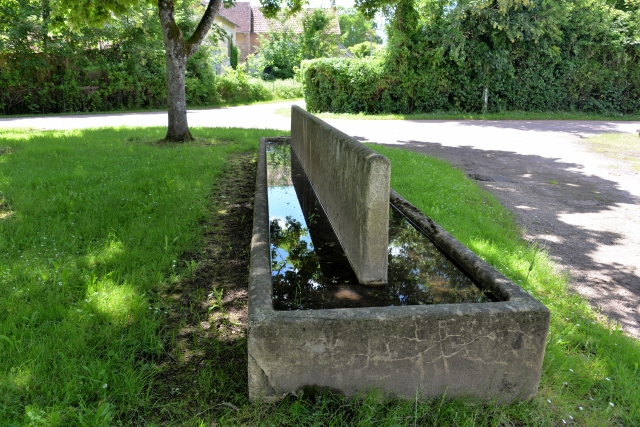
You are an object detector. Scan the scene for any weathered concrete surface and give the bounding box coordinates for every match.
[248,137,550,403]
[290,106,390,285]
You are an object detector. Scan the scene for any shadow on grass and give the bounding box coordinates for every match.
[142,153,256,425]
[0,127,284,425]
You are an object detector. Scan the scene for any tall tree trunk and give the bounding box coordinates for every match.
[163,39,192,141]
[158,0,221,142]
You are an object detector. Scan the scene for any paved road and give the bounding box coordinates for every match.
[327,115,640,338]
[2,101,639,337]
[0,102,294,131]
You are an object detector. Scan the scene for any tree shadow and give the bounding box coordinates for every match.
[378,140,640,337]
[143,152,255,424]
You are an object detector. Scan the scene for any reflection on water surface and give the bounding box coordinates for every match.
[267,142,492,310]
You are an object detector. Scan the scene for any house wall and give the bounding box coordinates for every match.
[250,33,261,56]
[236,33,251,63]
[211,16,238,73]
[214,18,236,55]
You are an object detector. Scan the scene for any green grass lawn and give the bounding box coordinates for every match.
[0,127,283,426]
[0,128,638,426]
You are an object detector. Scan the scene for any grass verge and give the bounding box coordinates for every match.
[0,129,638,426]
[586,133,640,172]
[275,107,640,122]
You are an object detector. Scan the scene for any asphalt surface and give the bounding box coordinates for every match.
[2,101,639,337]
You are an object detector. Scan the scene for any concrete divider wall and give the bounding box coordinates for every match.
[290,106,390,285]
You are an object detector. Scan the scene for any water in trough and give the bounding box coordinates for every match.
[267,141,494,310]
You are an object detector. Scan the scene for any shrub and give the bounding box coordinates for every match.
[216,69,272,104]
[230,43,239,70]
[301,57,386,113]
[347,42,383,58]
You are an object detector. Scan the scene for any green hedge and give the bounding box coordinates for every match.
[0,2,296,116]
[302,52,640,115]
[302,0,640,115]
[0,61,297,115]
[302,58,386,113]
[216,70,272,104]
[0,50,169,115]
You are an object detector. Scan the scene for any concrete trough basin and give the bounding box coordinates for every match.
[248,134,549,403]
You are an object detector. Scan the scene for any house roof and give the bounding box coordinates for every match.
[217,1,252,33]
[215,13,239,28]
[251,7,340,35]
[213,1,341,35]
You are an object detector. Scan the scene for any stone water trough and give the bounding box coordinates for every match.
[248,106,550,402]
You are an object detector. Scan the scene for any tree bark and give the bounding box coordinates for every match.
[163,37,191,141]
[158,0,222,142]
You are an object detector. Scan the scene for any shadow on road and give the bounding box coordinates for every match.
[380,140,640,337]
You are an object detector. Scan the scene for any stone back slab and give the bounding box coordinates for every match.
[290,105,390,285]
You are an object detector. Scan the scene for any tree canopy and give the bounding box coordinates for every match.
[255,9,340,79]
[42,0,220,141]
[338,7,382,48]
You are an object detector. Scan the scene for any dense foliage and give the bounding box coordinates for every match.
[255,9,340,80]
[1,1,161,114]
[302,57,386,113]
[254,24,302,79]
[230,40,239,70]
[301,9,340,60]
[338,7,382,48]
[348,41,384,58]
[0,0,298,115]
[304,0,640,114]
[0,1,197,114]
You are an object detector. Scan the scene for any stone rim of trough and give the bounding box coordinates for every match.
[249,137,549,323]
